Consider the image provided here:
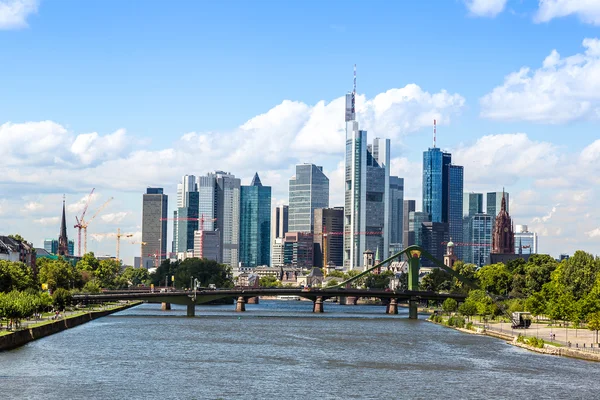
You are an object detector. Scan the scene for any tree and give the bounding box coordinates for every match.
[587,312,600,344]
[327,270,345,279]
[174,258,233,289]
[476,263,512,296]
[442,298,458,314]
[121,266,149,287]
[524,254,557,295]
[525,292,546,320]
[458,300,477,320]
[0,260,36,292]
[82,280,101,294]
[557,251,600,300]
[38,258,78,291]
[52,288,72,311]
[420,269,454,292]
[259,275,280,288]
[325,279,339,287]
[95,259,121,288]
[76,252,101,273]
[364,270,394,289]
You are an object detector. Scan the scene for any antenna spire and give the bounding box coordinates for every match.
[433,119,437,148]
[353,64,356,95]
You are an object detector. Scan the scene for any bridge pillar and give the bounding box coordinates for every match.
[408,298,418,319]
[186,303,195,317]
[246,296,259,304]
[313,296,324,313]
[387,298,398,315]
[161,302,171,311]
[236,296,246,312]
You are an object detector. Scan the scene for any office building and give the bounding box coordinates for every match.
[283,232,313,268]
[447,165,463,259]
[402,200,416,248]
[215,171,241,267]
[193,230,221,262]
[197,174,216,231]
[240,173,271,267]
[421,222,449,267]
[464,213,492,267]
[271,238,285,267]
[389,176,404,252]
[463,193,483,217]
[44,238,74,256]
[487,191,509,218]
[288,164,329,233]
[142,187,168,262]
[271,205,288,242]
[313,207,344,267]
[177,191,199,257]
[423,148,451,223]
[408,211,430,248]
[173,175,197,254]
[343,83,391,269]
[515,225,538,255]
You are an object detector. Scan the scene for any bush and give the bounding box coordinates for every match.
[52,288,72,311]
[447,316,466,328]
[466,322,473,330]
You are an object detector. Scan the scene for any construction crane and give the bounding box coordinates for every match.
[79,196,113,254]
[115,228,133,262]
[74,188,95,256]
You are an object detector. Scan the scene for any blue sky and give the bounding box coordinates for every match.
[1,0,599,263]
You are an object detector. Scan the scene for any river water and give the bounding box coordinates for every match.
[1,300,599,399]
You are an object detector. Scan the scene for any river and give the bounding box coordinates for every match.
[1,300,598,399]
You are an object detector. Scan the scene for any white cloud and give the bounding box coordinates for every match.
[101,212,129,224]
[532,204,560,223]
[464,0,508,17]
[33,216,59,225]
[70,128,130,166]
[580,139,600,165]
[480,38,600,123]
[535,0,600,25]
[21,201,43,212]
[0,0,38,30]
[586,228,600,238]
[67,192,100,215]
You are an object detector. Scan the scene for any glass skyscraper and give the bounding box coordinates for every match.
[463,193,483,217]
[240,173,271,267]
[142,187,168,262]
[466,213,492,267]
[447,165,463,259]
[389,176,404,250]
[215,171,241,267]
[177,191,199,254]
[514,225,538,255]
[288,164,329,233]
[487,192,509,217]
[422,148,451,223]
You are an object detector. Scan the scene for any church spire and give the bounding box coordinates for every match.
[58,196,69,256]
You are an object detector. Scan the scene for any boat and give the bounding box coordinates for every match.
[276,295,301,301]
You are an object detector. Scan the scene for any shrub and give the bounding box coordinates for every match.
[52,288,72,311]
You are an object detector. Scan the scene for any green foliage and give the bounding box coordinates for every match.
[149,259,179,286]
[518,335,544,348]
[458,300,477,319]
[259,275,281,288]
[466,321,473,330]
[587,312,600,333]
[173,258,233,289]
[0,291,49,328]
[442,298,458,313]
[476,263,512,295]
[524,292,546,317]
[420,268,453,292]
[364,270,394,289]
[0,260,36,292]
[38,257,79,291]
[82,280,102,294]
[327,270,345,279]
[325,279,339,287]
[51,288,72,311]
[76,252,101,273]
[95,259,121,288]
[447,316,465,328]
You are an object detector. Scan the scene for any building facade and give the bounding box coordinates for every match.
[271,205,288,242]
[421,222,449,267]
[491,193,514,254]
[465,213,492,267]
[487,191,509,218]
[389,176,404,253]
[408,211,430,248]
[240,173,271,267]
[288,164,329,233]
[463,192,483,217]
[215,171,241,267]
[402,200,416,248]
[193,230,221,262]
[447,165,464,259]
[515,225,538,255]
[422,148,451,224]
[173,175,197,253]
[176,191,199,256]
[313,207,344,267]
[142,187,168,262]
[283,232,314,268]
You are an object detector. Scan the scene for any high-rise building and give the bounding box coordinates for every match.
[44,238,74,256]
[463,193,483,217]
[240,173,271,267]
[271,205,288,241]
[515,225,538,255]
[491,192,514,254]
[313,207,344,267]
[464,213,492,267]
[173,175,197,254]
[283,232,314,268]
[194,230,221,262]
[271,238,285,267]
[389,176,404,252]
[487,191,509,218]
[408,211,430,248]
[365,138,391,263]
[288,164,329,233]
[58,198,69,256]
[447,165,463,259]
[402,200,416,248]
[421,222,449,267]
[197,174,216,231]
[177,191,199,257]
[142,187,168,262]
[423,148,451,223]
[215,171,241,267]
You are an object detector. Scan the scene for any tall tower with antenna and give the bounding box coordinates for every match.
[433,119,437,148]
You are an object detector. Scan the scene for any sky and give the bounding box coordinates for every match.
[1,0,600,264]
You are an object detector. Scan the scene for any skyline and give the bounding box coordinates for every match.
[1,0,599,263]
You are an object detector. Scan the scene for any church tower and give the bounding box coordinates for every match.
[491,191,514,254]
[58,197,70,256]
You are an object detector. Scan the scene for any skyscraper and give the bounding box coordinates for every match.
[408,211,430,248]
[177,191,199,257]
[240,173,271,267]
[197,174,216,231]
[288,164,329,233]
[423,148,451,223]
[173,175,197,254]
[343,71,391,269]
[215,171,241,267]
[515,225,538,255]
[389,177,404,249]
[463,193,483,217]
[466,213,492,267]
[313,207,344,267]
[142,187,168,262]
[447,165,463,259]
[422,222,449,267]
[402,200,416,248]
[271,205,288,242]
[487,191,509,218]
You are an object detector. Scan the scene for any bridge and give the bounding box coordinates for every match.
[74,245,473,318]
[73,287,466,317]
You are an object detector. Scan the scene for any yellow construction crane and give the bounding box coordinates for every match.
[81,197,113,254]
[115,228,133,262]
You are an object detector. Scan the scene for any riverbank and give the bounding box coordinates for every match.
[0,301,142,352]
[427,317,600,362]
